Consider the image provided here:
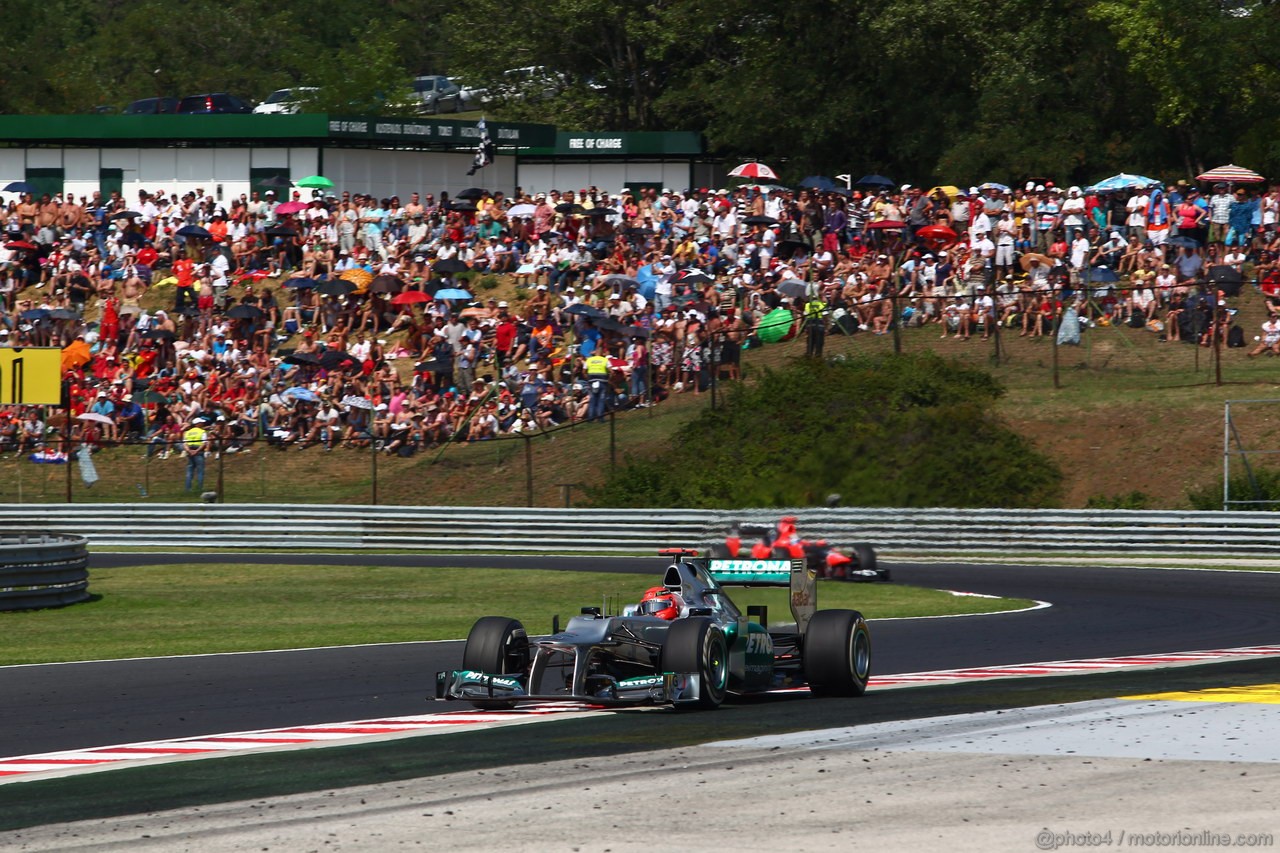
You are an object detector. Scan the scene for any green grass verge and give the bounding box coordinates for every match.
[0,564,1032,665]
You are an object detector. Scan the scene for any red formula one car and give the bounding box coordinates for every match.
[709,516,889,582]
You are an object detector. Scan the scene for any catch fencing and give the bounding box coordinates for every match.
[2,504,1278,556]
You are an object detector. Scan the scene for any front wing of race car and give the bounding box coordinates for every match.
[436,669,706,707]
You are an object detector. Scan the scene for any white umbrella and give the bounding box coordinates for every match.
[342,394,374,411]
[507,203,536,217]
[77,412,114,425]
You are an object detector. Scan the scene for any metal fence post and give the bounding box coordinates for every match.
[524,433,534,507]
[370,427,378,506]
[216,437,225,503]
[609,409,617,470]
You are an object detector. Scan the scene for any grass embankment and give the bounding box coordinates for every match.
[0,564,1032,665]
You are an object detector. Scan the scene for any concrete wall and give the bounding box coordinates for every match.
[516,161,695,196]
[0,147,515,203]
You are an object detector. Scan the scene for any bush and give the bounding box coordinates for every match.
[589,352,1063,509]
[1085,491,1151,510]
[477,275,500,292]
[1188,469,1280,511]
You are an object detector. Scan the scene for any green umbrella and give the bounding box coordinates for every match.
[295,175,335,190]
[756,307,794,343]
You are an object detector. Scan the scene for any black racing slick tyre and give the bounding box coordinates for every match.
[804,609,871,697]
[850,543,878,579]
[461,616,529,709]
[709,543,732,559]
[771,546,793,562]
[660,618,729,710]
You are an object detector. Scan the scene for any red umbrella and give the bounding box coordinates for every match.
[273,201,307,215]
[391,290,432,306]
[728,162,779,181]
[4,240,37,251]
[866,220,905,230]
[916,224,958,244]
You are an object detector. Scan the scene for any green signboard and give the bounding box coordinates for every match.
[524,131,704,157]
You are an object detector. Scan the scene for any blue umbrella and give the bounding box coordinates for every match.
[176,225,212,239]
[978,182,1011,193]
[856,174,895,188]
[1088,266,1118,283]
[635,264,657,299]
[281,386,320,402]
[3,181,38,194]
[284,277,317,288]
[434,288,472,300]
[799,175,840,191]
[1085,173,1162,194]
[1167,236,1200,249]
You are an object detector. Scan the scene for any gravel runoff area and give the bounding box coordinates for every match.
[1,696,1277,852]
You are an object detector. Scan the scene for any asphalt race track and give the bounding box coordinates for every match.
[3,554,1280,761]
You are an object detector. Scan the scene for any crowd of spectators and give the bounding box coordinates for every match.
[1,175,1277,465]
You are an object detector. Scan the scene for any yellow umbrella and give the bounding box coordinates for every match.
[340,268,374,294]
[928,185,961,201]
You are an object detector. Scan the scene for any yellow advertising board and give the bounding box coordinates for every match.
[0,347,63,405]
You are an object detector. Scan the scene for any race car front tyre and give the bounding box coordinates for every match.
[461,616,530,709]
[804,609,871,697]
[660,618,729,710]
[850,543,879,579]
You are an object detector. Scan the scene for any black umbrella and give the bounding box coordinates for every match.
[798,176,840,191]
[856,175,895,188]
[414,358,449,374]
[265,226,298,238]
[601,275,641,292]
[3,181,38,194]
[1167,236,1200,249]
[259,175,293,188]
[141,328,176,341]
[1208,265,1244,284]
[433,258,470,275]
[176,225,212,239]
[776,239,810,259]
[174,305,202,318]
[585,208,618,217]
[284,352,321,366]
[110,210,143,220]
[777,280,808,299]
[595,317,631,333]
[20,308,50,322]
[226,304,263,320]
[565,304,608,318]
[555,203,587,215]
[319,349,356,370]
[455,187,487,200]
[48,308,78,320]
[369,274,405,294]
[448,201,477,212]
[316,279,356,297]
[284,277,317,288]
[744,215,778,226]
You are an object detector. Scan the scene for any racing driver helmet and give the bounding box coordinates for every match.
[639,586,683,620]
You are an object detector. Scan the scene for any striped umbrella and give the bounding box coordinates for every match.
[1196,164,1265,183]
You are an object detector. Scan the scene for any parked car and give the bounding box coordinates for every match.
[252,87,319,115]
[411,75,461,114]
[176,93,253,114]
[492,66,565,102]
[122,97,180,115]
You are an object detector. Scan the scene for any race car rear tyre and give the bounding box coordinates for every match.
[660,618,729,710]
[850,543,878,579]
[461,617,530,709]
[804,609,871,697]
[771,546,793,562]
[709,543,732,559]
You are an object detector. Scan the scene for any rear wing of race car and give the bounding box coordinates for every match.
[705,557,816,636]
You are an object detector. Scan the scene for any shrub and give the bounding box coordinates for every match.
[1188,469,1280,511]
[589,352,1063,509]
[1085,491,1151,510]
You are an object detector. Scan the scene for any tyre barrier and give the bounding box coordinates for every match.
[0,533,90,611]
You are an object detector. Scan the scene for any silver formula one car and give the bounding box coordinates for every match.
[436,550,871,711]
